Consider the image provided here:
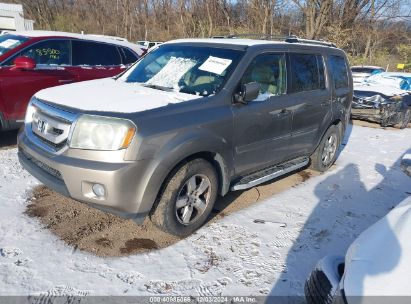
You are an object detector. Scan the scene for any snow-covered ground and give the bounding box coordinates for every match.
[0,124,410,299]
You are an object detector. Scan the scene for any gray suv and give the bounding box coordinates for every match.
[18,37,352,236]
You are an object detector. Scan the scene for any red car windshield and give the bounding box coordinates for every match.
[0,34,29,56]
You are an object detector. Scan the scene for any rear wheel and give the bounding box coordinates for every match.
[150,158,218,237]
[310,125,341,172]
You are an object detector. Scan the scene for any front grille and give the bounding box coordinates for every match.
[29,99,77,152]
[33,133,68,150]
[21,149,62,180]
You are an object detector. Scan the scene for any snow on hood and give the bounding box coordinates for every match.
[34,78,201,113]
[343,196,411,297]
[354,72,411,95]
[354,82,407,97]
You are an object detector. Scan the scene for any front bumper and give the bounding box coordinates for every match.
[18,129,150,222]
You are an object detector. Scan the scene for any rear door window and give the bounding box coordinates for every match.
[330,55,349,89]
[290,53,325,92]
[8,39,70,66]
[72,40,121,66]
[241,53,287,100]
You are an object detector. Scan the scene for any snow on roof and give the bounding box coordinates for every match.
[13,30,144,55]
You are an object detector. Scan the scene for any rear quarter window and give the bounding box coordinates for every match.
[120,47,138,65]
[72,40,121,66]
[330,55,349,89]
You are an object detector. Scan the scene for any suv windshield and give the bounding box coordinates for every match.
[123,44,244,97]
[0,34,29,56]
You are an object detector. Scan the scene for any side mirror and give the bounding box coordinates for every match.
[234,82,260,104]
[12,56,36,70]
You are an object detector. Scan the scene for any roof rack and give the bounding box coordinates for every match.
[284,37,336,47]
[211,33,336,48]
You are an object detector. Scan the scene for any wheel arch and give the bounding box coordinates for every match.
[314,118,343,153]
[136,141,232,216]
[163,150,230,196]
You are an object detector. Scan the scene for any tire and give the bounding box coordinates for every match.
[395,108,411,129]
[150,158,218,237]
[305,256,344,304]
[310,125,341,172]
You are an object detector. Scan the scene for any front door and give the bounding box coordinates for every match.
[0,39,75,121]
[232,52,293,176]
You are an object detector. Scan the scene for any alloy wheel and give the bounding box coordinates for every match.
[175,174,211,225]
[321,134,337,166]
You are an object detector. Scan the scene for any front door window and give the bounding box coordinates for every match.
[241,53,287,101]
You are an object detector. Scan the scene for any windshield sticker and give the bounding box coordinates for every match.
[199,56,232,75]
[0,39,20,49]
[146,57,197,90]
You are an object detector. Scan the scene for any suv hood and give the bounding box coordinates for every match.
[343,196,411,297]
[34,78,201,113]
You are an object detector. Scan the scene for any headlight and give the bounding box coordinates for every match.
[25,99,37,124]
[69,115,136,151]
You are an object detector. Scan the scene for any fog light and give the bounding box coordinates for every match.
[92,183,106,197]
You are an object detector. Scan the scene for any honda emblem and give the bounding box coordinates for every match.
[37,119,47,133]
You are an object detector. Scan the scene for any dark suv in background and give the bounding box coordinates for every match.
[0,31,144,130]
[18,36,353,236]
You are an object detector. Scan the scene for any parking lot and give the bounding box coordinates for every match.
[1,123,410,298]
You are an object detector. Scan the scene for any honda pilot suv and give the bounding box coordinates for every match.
[18,37,352,236]
[0,31,143,130]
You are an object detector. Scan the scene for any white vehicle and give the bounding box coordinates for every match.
[352,72,411,128]
[351,65,385,83]
[137,40,163,50]
[305,195,411,303]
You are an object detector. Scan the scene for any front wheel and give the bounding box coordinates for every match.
[310,125,341,172]
[150,158,218,237]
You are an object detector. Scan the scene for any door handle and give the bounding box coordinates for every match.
[274,109,292,118]
[59,79,75,84]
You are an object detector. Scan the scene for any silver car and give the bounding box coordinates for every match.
[18,37,352,236]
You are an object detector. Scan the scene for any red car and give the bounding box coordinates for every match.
[0,31,144,130]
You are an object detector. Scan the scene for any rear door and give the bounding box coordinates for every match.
[232,52,294,175]
[287,52,332,158]
[70,40,126,81]
[0,39,75,121]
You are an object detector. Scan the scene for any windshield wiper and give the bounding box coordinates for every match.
[141,83,174,92]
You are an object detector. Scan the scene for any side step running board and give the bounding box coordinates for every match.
[231,157,310,191]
